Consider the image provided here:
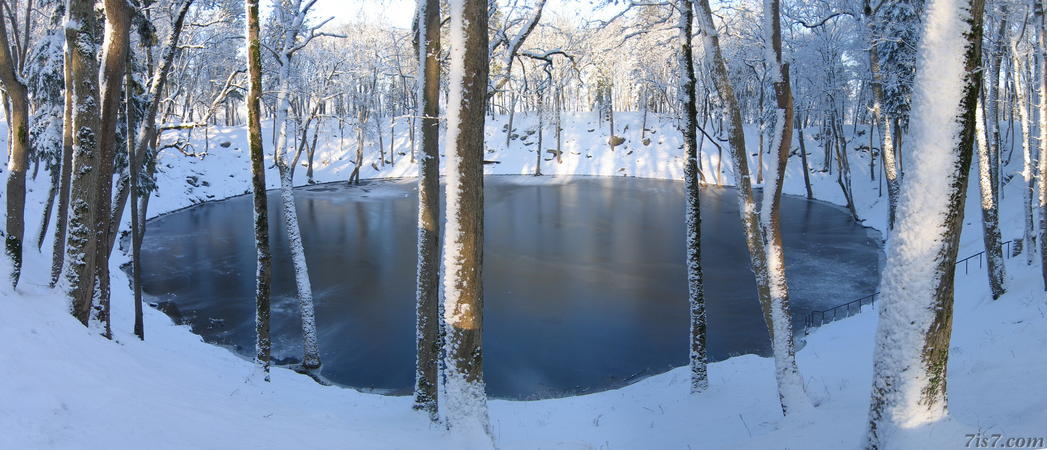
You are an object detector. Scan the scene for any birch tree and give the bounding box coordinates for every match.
[442,0,493,439]
[866,0,985,446]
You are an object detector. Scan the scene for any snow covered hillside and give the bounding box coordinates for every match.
[1,113,1044,449]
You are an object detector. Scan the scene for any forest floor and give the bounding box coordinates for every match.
[1,112,1044,449]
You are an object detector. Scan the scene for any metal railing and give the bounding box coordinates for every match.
[802,239,1016,335]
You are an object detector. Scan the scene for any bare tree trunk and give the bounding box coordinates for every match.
[535,99,543,176]
[1012,40,1036,264]
[126,57,143,340]
[796,113,814,199]
[676,0,707,394]
[760,0,806,414]
[63,0,103,326]
[866,0,985,446]
[975,101,1007,299]
[0,3,30,288]
[271,0,321,370]
[441,0,492,437]
[412,0,441,420]
[1038,1,1047,290]
[50,45,74,287]
[694,0,806,414]
[37,169,59,251]
[91,0,133,339]
[245,0,272,380]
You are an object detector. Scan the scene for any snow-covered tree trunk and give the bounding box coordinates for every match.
[866,0,985,446]
[759,0,807,413]
[864,0,900,231]
[694,0,806,414]
[50,44,74,288]
[245,0,273,379]
[63,0,103,326]
[1011,41,1036,265]
[412,0,441,421]
[441,0,493,439]
[126,59,143,340]
[675,0,707,394]
[271,0,322,370]
[1039,1,1047,290]
[0,5,30,288]
[975,102,1007,299]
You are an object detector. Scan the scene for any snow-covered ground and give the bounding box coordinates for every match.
[1,112,1044,449]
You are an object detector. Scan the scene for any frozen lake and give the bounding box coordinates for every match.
[136,176,881,399]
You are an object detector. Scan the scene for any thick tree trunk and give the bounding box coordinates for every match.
[245,0,272,380]
[441,0,492,437]
[0,9,30,288]
[676,0,707,394]
[866,0,985,446]
[63,0,103,325]
[92,0,133,339]
[412,0,441,420]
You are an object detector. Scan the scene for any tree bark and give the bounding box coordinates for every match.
[412,0,441,420]
[272,0,321,370]
[126,57,143,340]
[676,0,707,394]
[441,0,492,437]
[0,1,30,288]
[92,0,133,339]
[245,0,273,380]
[50,44,74,288]
[866,0,985,446]
[975,100,1006,299]
[1011,40,1036,265]
[63,0,103,325]
[760,0,806,414]
[694,0,806,414]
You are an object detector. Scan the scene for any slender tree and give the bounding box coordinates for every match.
[866,0,985,446]
[126,56,143,340]
[50,28,74,288]
[269,0,327,371]
[675,0,707,394]
[693,0,806,414]
[412,0,441,420]
[245,0,273,380]
[1011,38,1036,265]
[975,101,1006,299]
[442,0,493,438]
[759,0,805,413]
